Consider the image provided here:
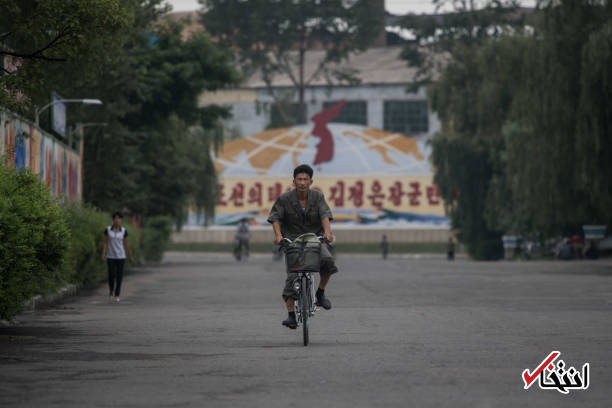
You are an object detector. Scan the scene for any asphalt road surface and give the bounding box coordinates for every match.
[1,252,611,407]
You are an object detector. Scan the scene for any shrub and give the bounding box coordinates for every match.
[60,204,108,287]
[0,165,144,320]
[0,167,70,319]
[123,223,142,267]
[142,216,173,262]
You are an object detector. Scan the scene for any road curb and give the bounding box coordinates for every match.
[21,284,81,312]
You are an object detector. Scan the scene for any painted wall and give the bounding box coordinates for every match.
[202,106,448,227]
[1,109,82,202]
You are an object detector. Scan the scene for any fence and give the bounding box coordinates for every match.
[173,226,453,244]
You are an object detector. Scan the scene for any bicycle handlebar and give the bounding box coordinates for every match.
[280,235,327,247]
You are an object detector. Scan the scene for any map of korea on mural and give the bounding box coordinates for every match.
[210,102,448,226]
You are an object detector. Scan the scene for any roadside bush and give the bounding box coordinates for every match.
[60,204,108,287]
[0,165,143,320]
[142,216,173,262]
[0,167,69,319]
[122,223,141,267]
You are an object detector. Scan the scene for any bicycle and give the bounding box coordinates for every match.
[280,233,325,346]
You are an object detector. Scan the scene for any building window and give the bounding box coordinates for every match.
[323,101,367,126]
[383,101,429,135]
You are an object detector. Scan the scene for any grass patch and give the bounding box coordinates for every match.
[167,241,448,254]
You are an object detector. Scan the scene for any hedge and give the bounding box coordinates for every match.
[0,166,70,319]
[0,166,143,320]
[142,216,173,262]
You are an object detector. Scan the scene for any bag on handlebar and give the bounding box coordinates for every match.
[284,233,322,273]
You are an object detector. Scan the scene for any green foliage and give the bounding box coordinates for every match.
[201,0,383,122]
[576,20,612,223]
[2,1,239,226]
[142,216,173,262]
[502,0,612,234]
[60,204,108,286]
[0,166,144,319]
[0,0,131,112]
[77,4,239,224]
[426,36,528,259]
[124,115,222,228]
[0,166,69,319]
[399,0,526,87]
[405,0,612,258]
[431,137,504,260]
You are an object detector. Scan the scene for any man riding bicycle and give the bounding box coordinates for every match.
[268,164,337,329]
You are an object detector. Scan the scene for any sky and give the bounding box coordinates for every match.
[167,0,535,15]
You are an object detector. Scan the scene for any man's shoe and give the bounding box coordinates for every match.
[282,315,297,329]
[316,291,332,310]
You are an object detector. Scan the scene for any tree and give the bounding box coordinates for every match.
[77,6,239,225]
[200,0,383,124]
[576,18,612,226]
[428,36,528,259]
[407,0,612,258]
[399,0,527,87]
[502,0,612,235]
[1,1,240,227]
[0,0,131,112]
[400,0,526,259]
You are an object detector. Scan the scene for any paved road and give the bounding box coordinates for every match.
[1,252,611,407]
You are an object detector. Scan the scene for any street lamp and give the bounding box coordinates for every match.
[80,122,108,129]
[34,98,103,125]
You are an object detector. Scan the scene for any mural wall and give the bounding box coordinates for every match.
[203,102,448,227]
[1,109,82,202]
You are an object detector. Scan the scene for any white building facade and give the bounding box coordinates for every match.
[199,46,440,141]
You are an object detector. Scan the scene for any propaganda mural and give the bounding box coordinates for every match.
[205,101,448,226]
[1,109,82,202]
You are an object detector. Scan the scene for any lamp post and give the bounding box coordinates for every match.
[34,98,103,126]
[80,122,108,129]
[69,122,108,151]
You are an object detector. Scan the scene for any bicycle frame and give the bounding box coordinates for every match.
[281,234,325,346]
[293,271,317,323]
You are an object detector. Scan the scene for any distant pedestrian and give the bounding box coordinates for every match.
[102,212,133,302]
[559,238,573,260]
[584,240,600,260]
[570,234,584,260]
[525,240,534,260]
[234,218,250,260]
[380,234,389,259]
[447,237,455,261]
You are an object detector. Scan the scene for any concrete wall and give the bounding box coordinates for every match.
[173,227,453,244]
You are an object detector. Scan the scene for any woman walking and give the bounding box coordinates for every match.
[102,212,133,302]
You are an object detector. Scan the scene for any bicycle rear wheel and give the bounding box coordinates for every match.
[301,276,309,346]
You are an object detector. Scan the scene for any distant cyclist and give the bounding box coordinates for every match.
[268,164,337,329]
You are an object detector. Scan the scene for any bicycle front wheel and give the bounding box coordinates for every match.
[301,276,309,346]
